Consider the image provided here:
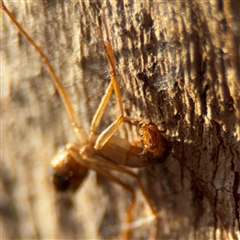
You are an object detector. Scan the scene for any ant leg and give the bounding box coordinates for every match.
[1,0,88,144]
[99,7,124,116]
[90,81,114,135]
[67,149,135,238]
[90,10,126,150]
[94,115,124,150]
[70,149,159,238]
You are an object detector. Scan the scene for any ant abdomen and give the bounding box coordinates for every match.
[51,149,88,192]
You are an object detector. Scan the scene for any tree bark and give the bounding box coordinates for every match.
[2,1,239,239]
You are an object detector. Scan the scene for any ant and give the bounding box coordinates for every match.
[2,1,172,239]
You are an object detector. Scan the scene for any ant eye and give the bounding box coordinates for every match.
[148,122,154,127]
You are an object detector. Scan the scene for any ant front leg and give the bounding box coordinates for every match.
[90,75,124,150]
[90,11,125,150]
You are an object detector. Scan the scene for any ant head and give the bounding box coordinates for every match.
[137,121,172,164]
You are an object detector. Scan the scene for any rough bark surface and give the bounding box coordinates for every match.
[2,1,240,239]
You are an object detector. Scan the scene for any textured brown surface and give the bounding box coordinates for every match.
[2,1,240,239]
